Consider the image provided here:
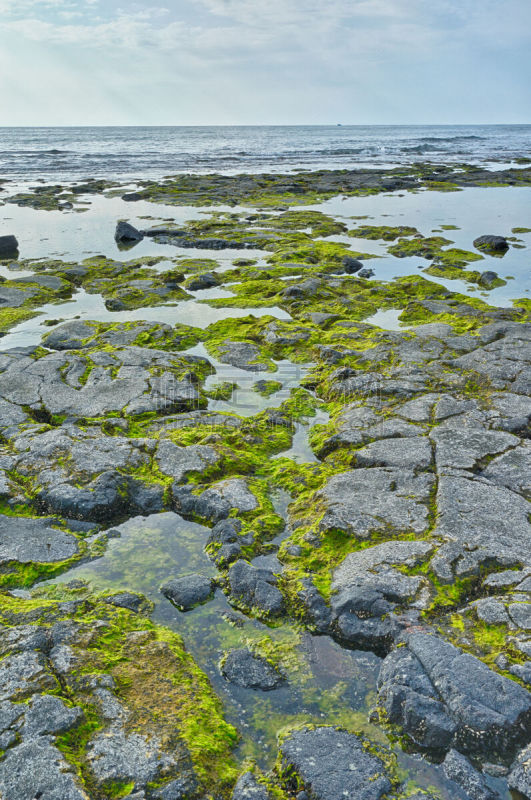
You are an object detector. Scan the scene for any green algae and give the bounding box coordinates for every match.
[0,590,239,794]
[348,225,420,241]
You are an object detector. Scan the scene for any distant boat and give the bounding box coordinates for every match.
[337,123,342,126]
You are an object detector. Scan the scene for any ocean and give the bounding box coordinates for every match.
[1,124,530,182]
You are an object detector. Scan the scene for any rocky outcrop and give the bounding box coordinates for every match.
[377,632,531,759]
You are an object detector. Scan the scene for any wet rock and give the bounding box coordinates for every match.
[473,235,509,253]
[279,726,392,800]
[442,749,501,800]
[228,559,284,616]
[185,272,219,290]
[341,256,363,272]
[174,478,257,526]
[115,221,144,242]
[102,592,152,614]
[0,514,79,564]
[377,632,531,758]
[317,468,434,538]
[160,574,215,611]
[221,648,284,690]
[281,278,321,299]
[297,579,333,633]
[508,743,531,797]
[231,772,272,799]
[36,470,131,522]
[0,285,37,307]
[86,728,175,787]
[0,234,19,258]
[479,271,499,288]
[358,267,374,278]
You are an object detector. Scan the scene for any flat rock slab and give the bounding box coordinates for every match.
[217,341,269,371]
[354,437,432,469]
[279,727,392,800]
[332,540,433,593]
[431,475,531,581]
[0,286,37,307]
[0,515,79,565]
[317,467,434,538]
[0,738,88,800]
[221,648,284,690]
[430,428,518,471]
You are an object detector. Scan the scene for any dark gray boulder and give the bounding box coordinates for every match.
[0,234,19,258]
[217,340,269,371]
[102,592,152,614]
[342,256,363,272]
[221,648,284,690]
[160,574,215,611]
[378,632,531,758]
[228,559,284,616]
[443,749,502,800]
[36,470,131,522]
[279,727,392,800]
[473,235,508,253]
[115,221,143,243]
[358,267,375,278]
[0,738,87,800]
[185,272,219,291]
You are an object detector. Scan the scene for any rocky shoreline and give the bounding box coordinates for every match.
[0,168,530,799]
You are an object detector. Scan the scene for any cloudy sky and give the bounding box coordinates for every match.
[1,0,530,125]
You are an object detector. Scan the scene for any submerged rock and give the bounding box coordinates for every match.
[221,648,284,690]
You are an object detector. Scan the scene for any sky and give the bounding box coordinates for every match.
[0,0,530,125]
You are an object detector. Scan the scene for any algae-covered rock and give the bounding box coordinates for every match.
[0,591,238,797]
